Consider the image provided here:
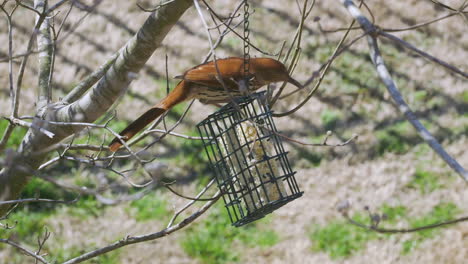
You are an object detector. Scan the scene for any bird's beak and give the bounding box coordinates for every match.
[288,77,303,89]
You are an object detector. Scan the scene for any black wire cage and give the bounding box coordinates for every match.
[197,92,303,227]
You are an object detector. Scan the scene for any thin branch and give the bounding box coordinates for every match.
[62,52,119,103]
[201,0,277,56]
[48,143,110,152]
[0,197,78,206]
[273,7,359,117]
[35,227,51,264]
[344,212,468,234]
[0,124,15,152]
[15,0,41,16]
[62,191,220,264]
[381,13,457,32]
[35,0,54,109]
[0,2,18,152]
[38,174,109,195]
[278,130,358,147]
[0,239,50,264]
[14,4,48,118]
[46,0,71,15]
[339,0,468,181]
[167,178,216,227]
[39,154,152,188]
[4,117,55,138]
[269,0,314,107]
[163,181,218,201]
[194,0,243,114]
[136,0,176,12]
[427,0,458,12]
[202,0,244,62]
[379,31,467,79]
[145,129,209,140]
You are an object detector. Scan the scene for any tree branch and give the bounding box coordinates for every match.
[338,0,468,181]
[0,239,50,264]
[62,52,119,104]
[62,191,220,264]
[0,0,194,217]
[379,31,467,79]
[34,0,53,109]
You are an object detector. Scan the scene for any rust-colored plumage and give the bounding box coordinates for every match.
[109,57,302,152]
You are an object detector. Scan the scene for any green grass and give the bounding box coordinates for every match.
[309,203,459,258]
[375,121,415,155]
[181,206,280,264]
[310,214,377,258]
[128,192,169,221]
[20,177,76,211]
[2,208,51,238]
[0,177,103,241]
[310,205,408,259]
[160,129,211,176]
[380,204,407,223]
[406,169,441,194]
[66,196,102,218]
[176,134,210,170]
[402,202,459,254]
[320,109,342,130]
[297,147,323,166]
[460,90,468,104]
[0,119,28,149]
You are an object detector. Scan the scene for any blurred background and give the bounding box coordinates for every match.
[0,0,467,263]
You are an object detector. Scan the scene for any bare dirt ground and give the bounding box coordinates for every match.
[0,0,467,263]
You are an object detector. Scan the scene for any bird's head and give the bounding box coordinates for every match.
[250,58,302,89]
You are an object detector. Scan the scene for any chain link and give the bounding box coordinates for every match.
[243,0,251,82]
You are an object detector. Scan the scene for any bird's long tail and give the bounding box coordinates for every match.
[109,81,190,152]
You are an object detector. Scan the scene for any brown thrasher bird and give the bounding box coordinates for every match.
[109,57,302,152]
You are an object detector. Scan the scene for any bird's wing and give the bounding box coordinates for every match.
[181,57,244,88]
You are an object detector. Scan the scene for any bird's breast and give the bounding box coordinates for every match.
[190,78,265,102]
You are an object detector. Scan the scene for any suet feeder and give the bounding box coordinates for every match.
[197,92,303,227]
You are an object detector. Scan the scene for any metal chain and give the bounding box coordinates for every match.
[243,0,251,81]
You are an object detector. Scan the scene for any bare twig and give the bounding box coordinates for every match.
[136,0,176,12]
[273,5,359,117]
[46,0,71,14]
[381,13,457,32]
[0,197,78,206]
[0,239,50,264]
[0,2,18,151]
[14,0,41,15]
[163,181,218,201]
[145,129,209,140]
[338,0,468,181]
[201,0,277,56]
[202,0,244,62]
[167,178,216,227]
[35,227,51,264]
[48,143,110,152]
[269,0,314,107]
[379,31,467,79]
[342,210,468,234]
[62,191,220,264]
[279,130,358,147]
[14,3,49,119]
[4,117,55,138]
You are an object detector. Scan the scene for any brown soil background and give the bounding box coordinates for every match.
[0,0,467,263]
